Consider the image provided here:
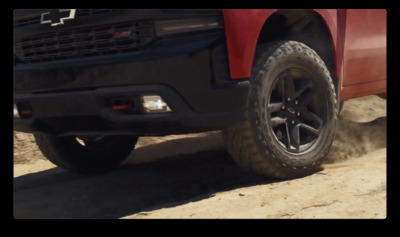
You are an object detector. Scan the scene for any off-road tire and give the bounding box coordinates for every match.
[222,41,338,179]
[34,134,138,174]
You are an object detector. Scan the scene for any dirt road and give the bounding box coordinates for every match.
[13,95,386,219]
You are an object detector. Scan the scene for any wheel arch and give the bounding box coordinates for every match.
[223,9,339,93]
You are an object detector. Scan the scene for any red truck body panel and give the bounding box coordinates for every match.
[222,9,386,101]
[222,9,276,79]
[338,9,387,100]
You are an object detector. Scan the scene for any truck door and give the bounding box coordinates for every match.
[341,9,386,86]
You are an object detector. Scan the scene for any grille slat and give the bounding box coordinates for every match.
[14,21,155,63]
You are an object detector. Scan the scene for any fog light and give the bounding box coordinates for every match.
[13,103,19,118]
[142,95,171,113]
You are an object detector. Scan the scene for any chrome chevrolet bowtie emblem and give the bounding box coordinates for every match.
[287,107,296,114]
[40,9,76,26]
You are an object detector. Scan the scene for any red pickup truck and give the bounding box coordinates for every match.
[13,9,386,178]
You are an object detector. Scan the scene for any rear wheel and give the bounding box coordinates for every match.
[223,41,338,179]
[34,134,138,174]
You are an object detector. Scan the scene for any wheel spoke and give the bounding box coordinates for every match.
[299,123,319,136]
[271,116,286,127]
[275,79,285,101]
[284,123,292,150]
[301,110,323,126]
[293,79,312,99]
[299,88,317,107]
[268,102,284,113]
[285,76,296,98]
[290,124,301,152]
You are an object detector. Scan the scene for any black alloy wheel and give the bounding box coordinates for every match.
[268,68,326,154]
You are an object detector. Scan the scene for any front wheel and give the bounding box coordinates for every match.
[34,134,138,174]
[223,41,338,179]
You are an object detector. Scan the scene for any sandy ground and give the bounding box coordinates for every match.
[13,95,386,219]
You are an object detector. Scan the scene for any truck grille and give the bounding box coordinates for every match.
[14,21,155,63]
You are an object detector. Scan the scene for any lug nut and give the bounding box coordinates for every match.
[282,105,285,110]
[287,97,291,102]
[291,120,295,124]
[295,100,298,105]
[297,112,301,116]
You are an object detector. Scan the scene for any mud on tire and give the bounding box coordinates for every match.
[222,41,338,179]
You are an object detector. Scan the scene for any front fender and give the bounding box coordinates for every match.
[222,9,277,79]
[222,9,338,80]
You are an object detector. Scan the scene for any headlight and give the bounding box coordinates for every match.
[155,17,223,37]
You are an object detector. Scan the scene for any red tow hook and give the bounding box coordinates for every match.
[112,99,134,111]
[21,109,33,115]
[112,104,132,111]
[17,102,33,118]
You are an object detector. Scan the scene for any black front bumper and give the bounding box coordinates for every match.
[14,84,248,136]
[13,11,249,136]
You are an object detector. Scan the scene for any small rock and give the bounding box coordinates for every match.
[239,193,245,196]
